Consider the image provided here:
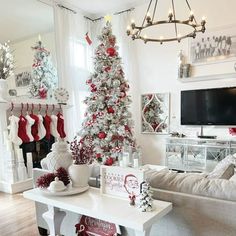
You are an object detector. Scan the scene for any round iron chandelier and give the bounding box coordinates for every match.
[126,0,206,44]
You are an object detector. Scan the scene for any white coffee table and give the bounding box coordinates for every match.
[23,187,172,236]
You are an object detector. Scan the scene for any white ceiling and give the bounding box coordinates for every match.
[62,0,148,16]
[0,0,148,43]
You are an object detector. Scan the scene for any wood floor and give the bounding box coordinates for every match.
[0,192,39,236]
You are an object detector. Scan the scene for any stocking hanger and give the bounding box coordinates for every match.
[9,102,62,114]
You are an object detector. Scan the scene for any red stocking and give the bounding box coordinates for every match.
[57,112,66,138]
[30,113,40,141]
[44,115,52,140]
[18,115,30,143]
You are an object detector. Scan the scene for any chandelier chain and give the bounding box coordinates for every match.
[152,0,158,22]
[171,0,178,38]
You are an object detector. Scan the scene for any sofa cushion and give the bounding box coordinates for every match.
[207,155,236,179]
[230,173,236,182]
[147,169,236,201]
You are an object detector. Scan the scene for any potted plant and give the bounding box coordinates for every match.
[0,42,14,101]
[68,136,92,188]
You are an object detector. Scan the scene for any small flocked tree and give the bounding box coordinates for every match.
[29,40,57,98]
[76,22,137,165]
[138,182,153,212]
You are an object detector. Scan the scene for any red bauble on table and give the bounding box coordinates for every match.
[106,47,116,57]
[107,106,115,114]
[98,131,107,139]
[105,157,114,166]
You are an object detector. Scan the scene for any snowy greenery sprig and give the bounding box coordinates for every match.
[0,42,14,80]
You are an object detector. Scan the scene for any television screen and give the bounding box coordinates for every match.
[181,87,236,125]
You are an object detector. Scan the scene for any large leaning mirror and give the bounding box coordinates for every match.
[0,0,57,99]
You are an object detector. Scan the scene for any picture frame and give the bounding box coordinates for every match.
[187,25,236,79]
[189,24,236,65]
[13,67,31,97]
[100,165,146,199]
[141,93,169,134]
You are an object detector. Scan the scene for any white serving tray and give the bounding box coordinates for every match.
[38,185,89,196]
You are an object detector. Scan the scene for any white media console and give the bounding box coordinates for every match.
[166,137,236,172]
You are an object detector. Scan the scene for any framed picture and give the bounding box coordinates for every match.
[13,67,31,96]
[189,25,236,65]
[141,93,169,134]
[100,165,146,199]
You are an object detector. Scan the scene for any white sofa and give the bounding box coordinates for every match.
[150,188,236,236]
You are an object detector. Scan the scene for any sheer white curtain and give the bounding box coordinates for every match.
[112,12,140,135]
[54,4,89,140]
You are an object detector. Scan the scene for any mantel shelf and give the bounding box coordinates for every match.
[177,73,236,83]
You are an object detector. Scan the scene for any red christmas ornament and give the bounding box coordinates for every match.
[105,157,114,166]
[92,114,97,120]
[120,91,126,98]
[90,84,97,92]
[96,153,102,159]
[38,87,47,99]
[107,106,115,114]
[98,131,106,139]
[104,66,111,72]
[106,47,116,57]
[109,36,116,46]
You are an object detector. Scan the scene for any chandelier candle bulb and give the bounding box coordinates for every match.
[189,11,194,21]
[126,26,131,35]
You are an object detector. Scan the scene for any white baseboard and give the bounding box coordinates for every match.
[0,178,33,194]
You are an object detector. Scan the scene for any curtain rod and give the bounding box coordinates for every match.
[57,4,77,14]
[85,7,135,22]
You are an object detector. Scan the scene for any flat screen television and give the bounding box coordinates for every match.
[181,87,236,125]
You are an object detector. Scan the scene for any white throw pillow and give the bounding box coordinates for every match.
[207,155,236,179]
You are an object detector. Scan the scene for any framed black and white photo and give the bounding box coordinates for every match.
[189,25,236,65]
[15,68,31,88]
[11,67,32,97]
[185,25,236,80]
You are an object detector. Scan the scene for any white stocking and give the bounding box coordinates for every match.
[8,115,22,145]
[25,114,34,142]
[37,114,46,140]
[50,114,60,139]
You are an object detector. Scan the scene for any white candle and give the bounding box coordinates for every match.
[133,159,139,168]
[17,149,24,162]
[26,153,32,163]
[119,160,124,168]
[3,130,9,145]
[123,152,130,167]
[38,34,41,41]
[6,140,12,151]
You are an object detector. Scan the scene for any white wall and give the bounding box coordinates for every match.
[132,0,236,165]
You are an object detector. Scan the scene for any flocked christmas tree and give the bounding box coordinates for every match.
[76,21,137,165]
[29,39,57,98]
[138,182,153,212]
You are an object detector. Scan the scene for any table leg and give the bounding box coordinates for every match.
[134,227,151,236]
[42,205,66,236]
